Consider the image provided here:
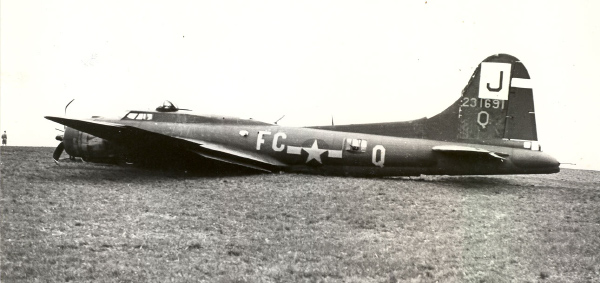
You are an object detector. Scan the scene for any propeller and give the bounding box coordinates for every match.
[64,99,74,115]
[52,99,74,163]
[53,142,64,164]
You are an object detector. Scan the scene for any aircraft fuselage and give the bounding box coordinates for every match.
[108,116,559,176]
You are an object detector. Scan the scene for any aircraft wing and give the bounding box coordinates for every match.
[46,117,128,141]
[432,145,509,160]
[176,137,286,172]
[44,116,284,172]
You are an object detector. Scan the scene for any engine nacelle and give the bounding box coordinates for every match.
[63,127,121,163]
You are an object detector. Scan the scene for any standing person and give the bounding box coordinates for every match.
[1,131,6,146]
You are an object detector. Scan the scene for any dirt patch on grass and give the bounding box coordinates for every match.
[2,146,599,282]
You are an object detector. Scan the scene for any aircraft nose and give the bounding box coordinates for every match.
[512,150,560,173]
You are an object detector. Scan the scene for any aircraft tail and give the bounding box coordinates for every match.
[425,54,537,142]
[308,54,539,144]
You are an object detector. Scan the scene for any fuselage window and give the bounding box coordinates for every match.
[524,141,541,151]
[139,113,153,120]
[345,138,368,152]
[123,112,153,121]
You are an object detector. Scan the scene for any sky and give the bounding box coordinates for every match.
[1,1,599,170]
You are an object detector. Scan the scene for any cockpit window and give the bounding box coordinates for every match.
[123,112,153,121]
[124,112,138,119]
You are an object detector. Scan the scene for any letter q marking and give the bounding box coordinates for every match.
[372,145,386,168]
[477,111,490,129]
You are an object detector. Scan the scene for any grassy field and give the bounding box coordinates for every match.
[1,146,599,282]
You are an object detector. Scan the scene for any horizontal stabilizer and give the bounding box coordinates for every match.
[432,145,508,160]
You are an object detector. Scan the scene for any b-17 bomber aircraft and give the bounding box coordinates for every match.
[46,54,560,176]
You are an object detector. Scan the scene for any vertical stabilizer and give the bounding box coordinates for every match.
[427,54,537,142]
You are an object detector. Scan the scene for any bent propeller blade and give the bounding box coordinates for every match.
[53,142,64,163]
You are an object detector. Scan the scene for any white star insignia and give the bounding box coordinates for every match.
[303,140,327,164]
